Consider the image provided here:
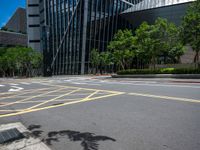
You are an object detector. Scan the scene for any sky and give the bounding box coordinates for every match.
[0,0,25,28]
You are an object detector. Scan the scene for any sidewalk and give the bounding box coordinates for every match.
[0,123,50,150]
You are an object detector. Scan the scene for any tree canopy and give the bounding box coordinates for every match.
[182,0,200,64]
[107,29,137,70]
[90,18,186,73]
[0,46,42,77]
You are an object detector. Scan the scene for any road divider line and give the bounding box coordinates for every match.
[128,93,200,103]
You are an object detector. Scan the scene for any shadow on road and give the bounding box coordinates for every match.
[27,124,116,150]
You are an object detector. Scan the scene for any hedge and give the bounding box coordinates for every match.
[117,68,200,75]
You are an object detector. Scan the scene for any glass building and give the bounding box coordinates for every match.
[27,0,195,76]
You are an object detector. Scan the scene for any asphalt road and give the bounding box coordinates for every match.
[0,76,200,150]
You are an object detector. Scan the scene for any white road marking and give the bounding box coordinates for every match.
[9,86,24,92]
[64,80,71,82]
[0,84,5,87]
[31,81,41,84]
[71,82,101,86]
[71,82,86,85]
[20,82,31,85]
[9,83,19,86]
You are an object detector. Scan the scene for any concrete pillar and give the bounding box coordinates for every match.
[81,0,89,75]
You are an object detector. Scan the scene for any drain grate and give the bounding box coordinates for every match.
[0,128,24,144]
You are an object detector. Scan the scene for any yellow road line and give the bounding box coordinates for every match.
[81,90,100,100]
[0,87,55,100]
[0,110,17,112]
[39,82,121,94]
[0,87,65,108]
[25,88,81,110]
[0,92,123,118]
[0,98,80,104]
[128,93,200,103]
[13,94,65,98]
[0,87,53,95]
[0,92,100,112]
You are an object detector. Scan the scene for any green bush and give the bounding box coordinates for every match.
[117,68,200,75]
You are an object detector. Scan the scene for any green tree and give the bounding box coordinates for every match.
[0,47,8,77]
[168,43,185,63]
[5,47,19,76]
[0,46,42,77]
[135,22,161,69]
[99,51,113,73]
[182,0,200,65]
[155,18,185,63]
[135,18,185,68]
[1,26,8,31]
[90,48,100,74]
[107,29,136,70]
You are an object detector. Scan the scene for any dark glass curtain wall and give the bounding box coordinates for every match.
[43,0,131,75]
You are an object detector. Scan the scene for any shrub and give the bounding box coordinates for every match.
[117,68,200,75]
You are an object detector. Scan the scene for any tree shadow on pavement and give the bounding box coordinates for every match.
[27,124,116,150]
[44,130,116,150]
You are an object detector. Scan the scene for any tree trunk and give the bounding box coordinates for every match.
[177,56,181,64]
[194,51,199,68]
[12,70,15,77]
[151,56,156,70]
[120,62,125,70]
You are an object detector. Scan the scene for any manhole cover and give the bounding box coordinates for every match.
[0,128,24,144]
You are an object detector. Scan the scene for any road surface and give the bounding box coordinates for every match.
[0,76,200,150]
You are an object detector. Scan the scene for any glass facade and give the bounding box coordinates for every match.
[42,0,131,75]
[40,0,194,76]
[123,0,195,13]
[121,1,193,29]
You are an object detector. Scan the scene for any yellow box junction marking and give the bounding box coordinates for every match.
[0,87,55,100]
[1,80,199,119]
[0,85,124,118]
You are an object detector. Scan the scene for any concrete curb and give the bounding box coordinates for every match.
[0,122,51,150]
[112,74,200,79]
